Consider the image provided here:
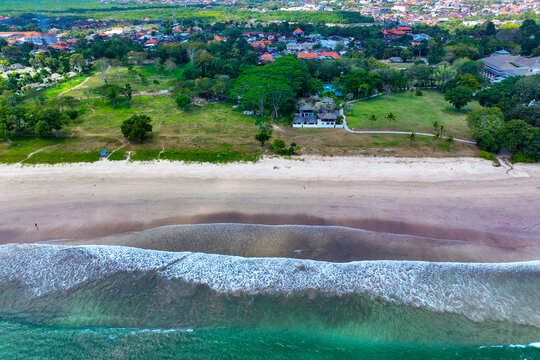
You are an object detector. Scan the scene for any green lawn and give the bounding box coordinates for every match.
[346,90,478,139]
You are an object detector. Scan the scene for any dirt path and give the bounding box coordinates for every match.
[17,149,43,165]
[57,74,97,98]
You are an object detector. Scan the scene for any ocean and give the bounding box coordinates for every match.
[0,226,539,359]
[1,322,539,359]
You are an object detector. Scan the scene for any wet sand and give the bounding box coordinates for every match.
[0,156,539,262]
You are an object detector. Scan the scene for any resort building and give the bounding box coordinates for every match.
[480,54,540,82]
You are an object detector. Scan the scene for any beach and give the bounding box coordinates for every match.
[1,155,540,356]
[1,156,539,261]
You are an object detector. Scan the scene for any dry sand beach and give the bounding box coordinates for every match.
[1,156,539,261]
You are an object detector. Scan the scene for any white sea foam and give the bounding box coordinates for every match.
[0,244,539,327]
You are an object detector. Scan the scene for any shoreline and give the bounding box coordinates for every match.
[1,155,537,183]
[1,156,539,261]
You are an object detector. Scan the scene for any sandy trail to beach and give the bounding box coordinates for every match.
[0,156,539,261]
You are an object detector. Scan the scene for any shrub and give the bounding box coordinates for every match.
[415,88,423,96]
[510,153,536,164]
[175,93,192,109]
[478,151,501,166]
[272,138,286,151]
[65,109,79,120]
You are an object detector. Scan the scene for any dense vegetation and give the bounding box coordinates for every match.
[468,75,540,161]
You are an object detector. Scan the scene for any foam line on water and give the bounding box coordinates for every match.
[0,244,539,327]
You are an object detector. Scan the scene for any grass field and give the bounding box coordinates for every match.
[346,90,478,139]
[48,66,184,100]
[0,73,481,165]
[385,62,415,70]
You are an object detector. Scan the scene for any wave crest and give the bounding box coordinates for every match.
[0,244,539,345]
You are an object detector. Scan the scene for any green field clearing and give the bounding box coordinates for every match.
[43,73,96,100]
[346,90,478,139]
[77,97,258,149]
[385,62,415,70]
[49,65,184,99]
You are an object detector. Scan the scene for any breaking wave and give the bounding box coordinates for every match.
[0,244,539,346]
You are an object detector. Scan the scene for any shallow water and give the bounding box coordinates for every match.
[1,321,539,360]
[1,226,540,359]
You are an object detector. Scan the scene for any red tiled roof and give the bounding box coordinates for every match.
[297,52,319,59]
[320,51,342,60]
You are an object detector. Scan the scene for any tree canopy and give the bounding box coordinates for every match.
[121,114,152,141]
[444,85,473,110]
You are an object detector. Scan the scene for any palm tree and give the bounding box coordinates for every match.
[432,120,441,138]
[432,120,440,133]
[439,124,445,138]
[408,132,416,145]
[445,135,455,151]
[386,112,396,124]
[369,114,377,126]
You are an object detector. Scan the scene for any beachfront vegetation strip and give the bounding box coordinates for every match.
[0,11,538,163]
[346,90,478,139]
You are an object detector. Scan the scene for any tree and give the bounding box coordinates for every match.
[195,50,215,77]
[400,49,413,62]
[386,112,396,124]
[175,93,192,109]
[484,22,496,36]
[369,114,377,126]
[255,121,272,146]
[0,120,9,140]
[432,120,441,137]
[266,80,295,119]
[433,63,456,91]
[408,132,416,145]
[439,124,445,138]
[467,107,505,152]
[97,58,109,83]
[334,41,345,52]
[497,120,540,161]
[444,86,473,110]
[445,135,455,151]
[123,83,133,100]
[69,53,85,72]
[138,72,148,85]
[95,84,123,108]
[121,114,152,141]
[25,106,68,137]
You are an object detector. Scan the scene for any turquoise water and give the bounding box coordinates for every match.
[0,244,539,359]
[1,321,538,360]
